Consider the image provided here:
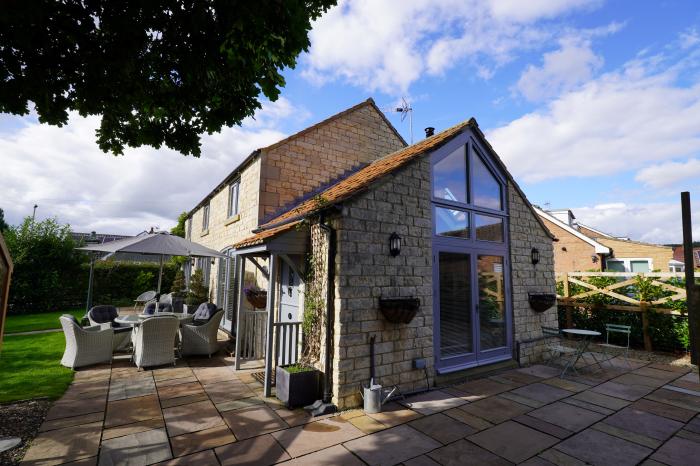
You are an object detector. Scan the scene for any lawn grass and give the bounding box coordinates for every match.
[4,309,85,334]
[0,332,74,403]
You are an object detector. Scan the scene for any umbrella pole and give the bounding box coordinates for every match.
[157,255,164,295]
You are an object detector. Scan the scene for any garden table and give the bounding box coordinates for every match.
[560,328,602,378]
[115,312,194,327]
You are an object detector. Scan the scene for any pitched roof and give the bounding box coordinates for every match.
[233,221,301,249]
[187,98,405,217]
[535,208,610,254]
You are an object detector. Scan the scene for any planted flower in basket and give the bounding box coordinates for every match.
[244,286,267,309]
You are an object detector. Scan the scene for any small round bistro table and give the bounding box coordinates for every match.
[560,329,601,378]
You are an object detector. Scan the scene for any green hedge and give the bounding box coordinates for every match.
[9,261,177,314]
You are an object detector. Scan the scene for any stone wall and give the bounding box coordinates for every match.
[540,217,602,274]
[508,182,558,365]
[332,157,433,409]
[259,102,406,221]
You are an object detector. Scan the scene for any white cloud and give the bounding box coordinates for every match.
[680,27,700,50]
[303,0,602,94]
[0,99,302,234]
[489,52,700,183]
[635,159,700,190]
[516,37,603,102]
[573,202,700,244]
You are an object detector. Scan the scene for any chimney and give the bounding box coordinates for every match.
[424,127,435,138]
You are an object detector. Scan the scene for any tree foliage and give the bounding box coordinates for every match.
[0,208,8,232]
[171,211,188,238]
[0,0,336,156]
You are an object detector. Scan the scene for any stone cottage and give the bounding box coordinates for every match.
[185,99,557,409]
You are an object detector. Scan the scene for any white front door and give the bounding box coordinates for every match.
[279,260,300,322]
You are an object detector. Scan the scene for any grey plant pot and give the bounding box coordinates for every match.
[275,366,320,409]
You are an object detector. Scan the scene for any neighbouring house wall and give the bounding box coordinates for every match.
[259,103,406,221]
[509,183,558,366]
[190,157,263,295]
[540,217,602,274]
[596,238,673,271]
[332,157,433,409]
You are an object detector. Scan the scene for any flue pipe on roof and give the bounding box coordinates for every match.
[424,127,435,138]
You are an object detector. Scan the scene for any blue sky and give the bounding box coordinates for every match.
[2,0,700,243]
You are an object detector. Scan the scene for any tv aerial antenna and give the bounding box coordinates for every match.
[385,97,413,144]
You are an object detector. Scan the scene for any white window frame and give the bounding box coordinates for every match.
[227,180,240,218]
[186,217,192,240]
[606,257,653,273]
[202,203,210,231]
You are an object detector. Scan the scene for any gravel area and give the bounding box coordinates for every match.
[0,399,51,465]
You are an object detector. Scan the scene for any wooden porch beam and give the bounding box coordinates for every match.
[234,256,246,371]
[263,253,278,397]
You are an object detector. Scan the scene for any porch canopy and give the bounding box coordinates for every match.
[230,220,308,397]
[77,231,226,294]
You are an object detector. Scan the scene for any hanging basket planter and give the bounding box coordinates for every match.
[244,288,267,309]
[379,297,420,324]
[528,293,556,313]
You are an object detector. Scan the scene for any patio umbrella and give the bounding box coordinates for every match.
[77,231,226,297]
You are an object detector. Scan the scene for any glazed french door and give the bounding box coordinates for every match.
[434,246,511,372]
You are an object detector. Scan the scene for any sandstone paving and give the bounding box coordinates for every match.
[513,414,572,439]
[271,416,364,457]
[44,394,106,421]
[408,412,477,444]
[403,454,442,466]
[645,387,700,412]
[344,424,441,466]
[160,392,209,409]
[221,405,289,440]
[104,394,161,428]
[509,382,572,405]
[570,389,631,410]
[631,398,697,423]
[153,449,220,466]
[102,417,165,441]
[98,427,172,466]
[169,423,236,457]
[215,434,290,465]
[555,428,653,466]
[458,395,532,424]
[590,380,654,401]
[526,401,605,433]
[20,421,102,466]
[154,374,199,388]
[38,411,104,433]
[442,407,494,431]
[602,406,684,441]
[281,444,365,466]
[348,414,388,434]
[650,435,700,466]
[427,439,511,466]
[162,399,224,437]
[399,389,468,415]
[365,402,423,427]
[451,377,518,399]
[468,420,559,463]
[156,380,205,400]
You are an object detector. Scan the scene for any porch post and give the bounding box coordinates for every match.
[234,256,246,371]
[263,253,278,397]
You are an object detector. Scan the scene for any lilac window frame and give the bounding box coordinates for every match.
[430,132,513,374]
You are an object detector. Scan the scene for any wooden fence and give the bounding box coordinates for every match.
[556,271,695,351]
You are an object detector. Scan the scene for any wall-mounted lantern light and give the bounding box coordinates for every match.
[389,232,402,257]
[591,254,599,263]
[531,248,540,266]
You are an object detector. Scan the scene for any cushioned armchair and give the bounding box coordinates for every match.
[60,315,114,369]
[180,310,224,357]
[133,315,179,369]
[88,305,132,351]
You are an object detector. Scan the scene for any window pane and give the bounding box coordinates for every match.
[433,146,467,203]
[475,215,503,242]
[478,256,506,350]
[631,260,650,273]
[439,252,473,357]
[473,154,502,210]
[228,182,239,217]
[436,207,469,238]
[606,260,625,272]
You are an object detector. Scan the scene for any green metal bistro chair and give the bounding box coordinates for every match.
[599,323,632,365]
[541,326,577,367]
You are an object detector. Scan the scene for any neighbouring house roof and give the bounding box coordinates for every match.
[234,118,555,248]
[186,98,406,218]
[535,208,611,254]
[575,223,615,239]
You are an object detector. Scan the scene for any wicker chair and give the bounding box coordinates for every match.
[134,290,157,310]
[180,310,224,357]
[60,315,114,369]
[87,305,132,351]
[133,315,179,369]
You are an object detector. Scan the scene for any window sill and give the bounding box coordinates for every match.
[225,214,240,226]
[200,229,209,237]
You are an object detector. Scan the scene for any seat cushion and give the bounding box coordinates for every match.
[143,302,156,315]
[89,305,118,323]
[193,303,217,322]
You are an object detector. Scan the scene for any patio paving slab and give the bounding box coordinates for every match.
[154,375,199,388]
[442,407,494,431]
[98,427,172,466]
[349,414,390,434]
[509,383,573,405]
[613,373,669,389]
[365,402,423,427]
[162,399,224,437]
[591,421,661,449]
[215,434,290,466]
[554,428,652,466]
[650,435,700,466]
[271,416,364,457]
[669,378,700,393]
[468,420,559,463]
[458,395,532,424]
[538,447,587,466]
[646,363,690,373]
[646,388,700,412]
[170,424,236,457]
[39,411,104,433]
[632,367,682,382]
[451,377,518,399]
[282,444,365,466]
[570,390,631,411]
[517,365,563,379]
[590,380,653,401]
[527,401,605,433]
[45,395,107,421]
[344,424,441,466]
[541,377,590,393]
[494,369,546,385]
[685,415,700,434]
[203,379,256,404]
[560,397,614,415]
[108,376,156,401]
[408,412,477,444]
[400,390,468,415]
[194,366,238,385]
[160,392,209,409]
[676,428,700,444]
[156,381,204,400]
[61,380,110,400]
[602,406,684,441]
[500,391,548,408]
[152,367,195,382]
[215,396,265,413]
[153,449,220,466]
[427,439,511,466]
[221,405,288,440]
[403,454,441,466]
[102,417,165,441]
[513,414,572,439]
[21,421,102,466]
[105,394,161,428]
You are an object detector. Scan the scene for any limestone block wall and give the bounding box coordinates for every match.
[259,103,406,221]
[332,157,433,409]
[508,182,558,365]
